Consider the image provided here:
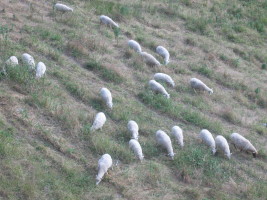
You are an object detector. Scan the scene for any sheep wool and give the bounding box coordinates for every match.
[128,40,142,53]
[154,73,175,87]
[215,135,231,159]
[171,126,184,148]
[96,154,112,185]
[156,130,175,160]
[5,56,18,67]
[230,133,258,158]
[149,80,170,98]
[140,52,161,66]
[129,139,144,161]
[190,78,213,94]
[156,46,170,65]
[100,88,113,109]
[199,129,216,155]
[127,120,139,140]
[54,3,73,12]
[36,62,46,79]
[100,15,119,28]
[22,53,35,70]
[90,112,107,132]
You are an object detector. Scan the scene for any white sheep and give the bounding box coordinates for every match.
[36,62,46,79]
[96,154,112,185]
[171,126,184,148]
[128,40,142,53]
[190,78,213,94]
[156,46,170,65]
[54,3,73,12]
[127,120,139,140]
[22,53,35,70]
[230,133,258,158]
[90,112,107,132]
[156,130,175,160]
[129,139,144,161]
[154,73,175,88]
[100,88,113,109]
[99,15,119,28]
[199,129,216,155]
[140,52,161,67]
[148,80,170,98]
[5,56,18,67]
[215,135,231,159]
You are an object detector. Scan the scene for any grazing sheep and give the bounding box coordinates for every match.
[54,3,73,12]
[128,40,142,53]
[199,129,216,155]
[215,135,231,159]
[230,133,258,158]
[22,53,35,70]
[129,139,144,161]
[149,80,170,98]
[99,15,119,28]
[156,130,175,160]
[156,46,170,65]
[140,52,161,66]
[190,78,213,94]
[5,56,18,67]
[90,112,106,132]
[96,154,112,185]
[36,62,46,79]
[171,126,184,148]
[127,120,139,140]
[154,73,175,88]
[100,88,113,109]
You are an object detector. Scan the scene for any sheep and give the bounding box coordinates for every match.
[96,154,112,185]
[129,139,144,161]
[199,129,216,155]
[36,62,46,79]
[156,130,175,160]
[230,133,258,158]
[127,120,139,140]
[90,112,106,132]
[22,53,35,70]
[148,80,170,98]
[54,3,73,12]
[99,15,119,28]
[156,46,170,65]
[128,40,142,53]
[100,88,113,109]
[5,56,18,67]
[215,135,231,159]
[140,52,161,67]
[154,73,175,88]
[171,126,184,148]
[190,78,213,94]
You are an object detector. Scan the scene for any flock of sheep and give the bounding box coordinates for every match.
[3,3,259,186]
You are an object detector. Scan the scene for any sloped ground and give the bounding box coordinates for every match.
[0,0,267,199]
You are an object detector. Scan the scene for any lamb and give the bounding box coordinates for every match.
[154,73,175,88]
[99,15,119,28]
[5,56,18,67]
[128,40,142,53]
[36,62,46,79]
[215,135,231,159]
[190,78,213,94]
[140,52,161,67]
[230,133,257,158]
[171,126,184,148]
[127,120,139,140]
[148,80,170,98]
[22,53,35,70]
[100,88,113,109]
[129,139,144,161]
[199,129,216,155]
[156,130,175,160]
[54,3,73,12]
[90,112,107,132]
[156,46,170,65]
[96,154,112,185]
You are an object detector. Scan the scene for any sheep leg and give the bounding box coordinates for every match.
[193,88,198,94]
[233,144,237,150]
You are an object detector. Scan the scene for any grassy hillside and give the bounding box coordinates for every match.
[0,0,267,199]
